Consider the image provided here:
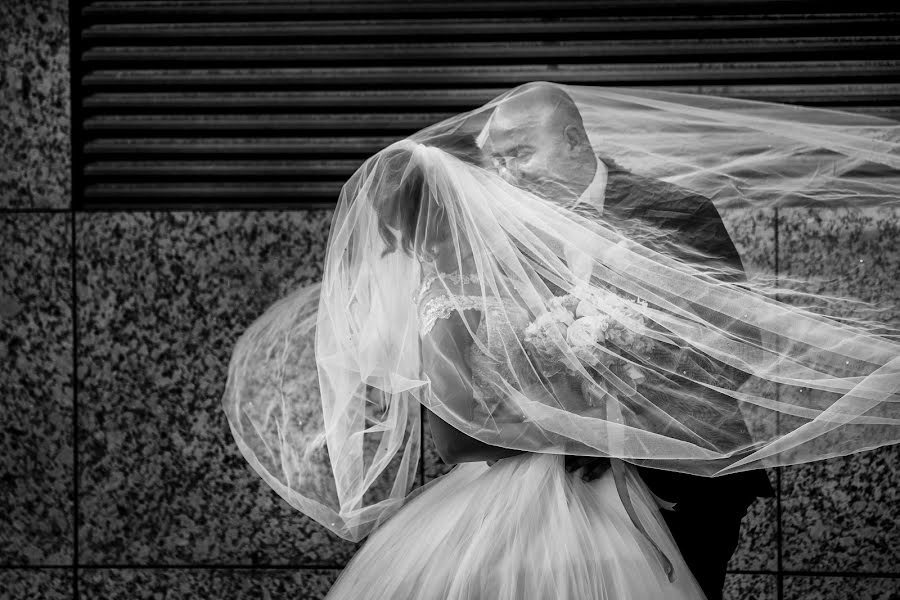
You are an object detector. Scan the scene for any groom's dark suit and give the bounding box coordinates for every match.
[583,154,775,600]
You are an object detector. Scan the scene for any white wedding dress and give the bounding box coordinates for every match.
[323,270,707,600]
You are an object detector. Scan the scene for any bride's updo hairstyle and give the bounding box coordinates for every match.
[371,132,484,262]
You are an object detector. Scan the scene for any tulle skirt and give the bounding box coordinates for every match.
[325,452,706,600]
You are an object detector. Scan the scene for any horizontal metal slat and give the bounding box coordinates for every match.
[83,182,344,199]
[82,113,456,131]
[83,159,363,177]
[82,88,506,109]
[83,137,399,155]
[80,0,626,18]
[81,1,894,19]
[80,84,900,111]
[81,62,900,87]
[833,105,900,120]
[689,83,900,104]
[80,14,900,41]
[81,37,900,63]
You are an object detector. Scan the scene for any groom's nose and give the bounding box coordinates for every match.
[494,157,519,183]
[499,166,518,185]
[500,156,524,184]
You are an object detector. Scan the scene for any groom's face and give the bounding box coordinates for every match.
[486,109,581,201]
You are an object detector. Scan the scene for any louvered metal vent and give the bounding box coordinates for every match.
[73,1,900,209]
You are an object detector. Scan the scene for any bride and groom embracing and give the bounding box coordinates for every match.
[324,82,774,600]
[224,81,900,600]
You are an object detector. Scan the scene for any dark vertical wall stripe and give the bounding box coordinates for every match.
[74,1,900,209]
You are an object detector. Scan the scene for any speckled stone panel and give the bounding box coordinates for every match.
[719,207,777,278]
[727,469,778,572]
[784,576,900,600]
[723,573,777,600]
[0,214,73,564]
[0,568,72,599]
[0,0,70,209]
[79,568,342,600]
[777,206,900,573]
[76,211,365,565]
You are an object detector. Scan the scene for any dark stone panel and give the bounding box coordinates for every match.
[0,0,70,209]
[76,211,363,565]
[0,568,72,599]
[0,214,73,564]
[778,206,900,572]
[80,568,341,600]
[784,575,900,600]
[723,573,777,600]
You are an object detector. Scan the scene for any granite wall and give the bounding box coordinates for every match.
[4,207,898,600]
[0,0,69,209]
[1,2,898,599]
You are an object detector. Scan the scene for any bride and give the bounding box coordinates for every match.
[221,83,900,599]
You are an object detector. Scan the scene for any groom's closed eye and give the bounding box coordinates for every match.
[515,148,534,161]
[491,147,534,172]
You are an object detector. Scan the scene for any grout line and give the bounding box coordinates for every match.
[65,564,348,571]
[2,565,896,578]
[773,206,784,600]
[0,565,79,570]
[727,570,900,579]
[70,206,79,597]
[0,206,339,215]
[0,208,72,214]
[69,0,83,595]
[72,205,340,213]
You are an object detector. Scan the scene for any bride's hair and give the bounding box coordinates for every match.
[372,132,483,261]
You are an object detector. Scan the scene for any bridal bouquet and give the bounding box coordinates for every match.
[523,283,657,406]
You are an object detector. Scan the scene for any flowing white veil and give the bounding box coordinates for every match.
[222,82,900,542]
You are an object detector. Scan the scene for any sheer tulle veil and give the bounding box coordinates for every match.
[221,82,900,542]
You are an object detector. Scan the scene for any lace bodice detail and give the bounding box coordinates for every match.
[416,269,535,418]
[416,270,487,337]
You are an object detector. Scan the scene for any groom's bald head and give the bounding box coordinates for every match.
[489,82,586,141]
[484,82,596,200]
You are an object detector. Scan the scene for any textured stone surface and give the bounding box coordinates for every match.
[777,206,900,572]
[76,211,363,565]
[0,569,72,599]
[0,0,70,208]
[723,573,777,600]
[0,214,73,564]
[719,207,777,277]
[727,469,778,571]
[781,447,899,573]
[784,575,900,600]
[79,568,342,599]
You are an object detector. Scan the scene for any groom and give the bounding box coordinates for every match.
[481,82,775,600]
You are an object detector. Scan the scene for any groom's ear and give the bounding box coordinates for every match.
[563,124,584,150]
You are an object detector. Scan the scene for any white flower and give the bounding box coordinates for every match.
[575,298,600,318]
[607,324,636,347]
[624,363,646,384]
[567,316,608,347]
[548,303,574,326]
[572,344,599,367]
